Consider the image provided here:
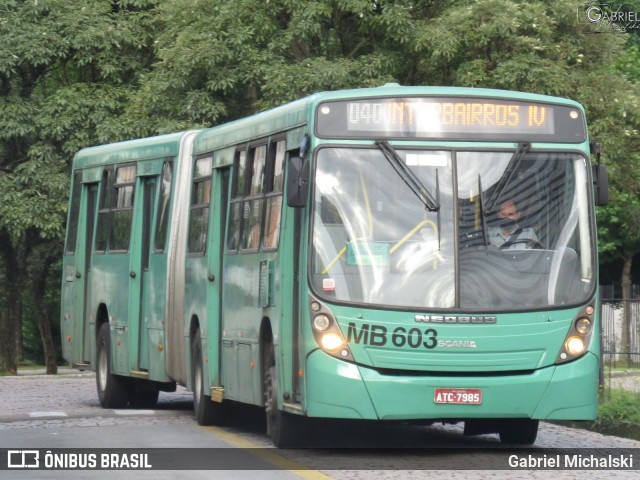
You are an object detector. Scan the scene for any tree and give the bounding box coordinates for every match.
[1,0,639,372]
[0,0,160,373]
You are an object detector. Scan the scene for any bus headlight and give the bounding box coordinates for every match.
[565,336,585,356]
[308,297,354,362]
[313,314,331,332]
[555,304,596,364]
[320,333,344,350]
[575,317,592,335]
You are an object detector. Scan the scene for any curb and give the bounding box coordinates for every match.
[14,367,93,377]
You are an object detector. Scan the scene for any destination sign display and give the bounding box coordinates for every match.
[315,97,587,142]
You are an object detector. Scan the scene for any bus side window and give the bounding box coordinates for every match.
[240,145,267,251]
[95,169,112,253]
[227,149,247,252]
[110,165,136,251]
[188,156,213,254]
[65,172,83,255]
[262,140,286,250]
[154,160,173,253]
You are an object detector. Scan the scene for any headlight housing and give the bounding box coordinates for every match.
[555,305,596,364]
[309,298,354,361]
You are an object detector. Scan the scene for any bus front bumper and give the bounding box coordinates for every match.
[304,350,598,421]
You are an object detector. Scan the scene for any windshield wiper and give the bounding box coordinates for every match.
[485,141,529,211]
[375,140,440,212]
[478,174,489,248]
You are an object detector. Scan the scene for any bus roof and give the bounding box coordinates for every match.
[307,84,583,108]
[71,85,585,168]
[72,131,193,170]
[192,97,312,155]
[192,84,584,155]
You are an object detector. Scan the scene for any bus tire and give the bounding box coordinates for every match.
[96,323,129,408]
[192,330,225,425]
[264,361,305,448]
[499,419,539,445]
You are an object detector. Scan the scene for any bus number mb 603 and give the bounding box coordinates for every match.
[346,322,438,349]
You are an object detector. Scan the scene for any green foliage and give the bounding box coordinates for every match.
[0,153,67,240]
[595,389,640,428]
[0,0,639,366]
[0,0,161,369]
[597,190,640,261]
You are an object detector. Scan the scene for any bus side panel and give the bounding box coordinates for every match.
[128,170,174,382]
[61,177,97,368]
[146,232,173,383]
[60,258,75,365]
[204,167,230,395]
[90,254,132,375]
[220,253,262,404]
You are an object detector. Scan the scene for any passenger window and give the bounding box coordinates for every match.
[227,150,247,252]
[111,165,136,251]
[95,169,112,253]
[240,145,266,251]
[154,160,173,252]
[93,165,136,253]
[226,140,286,253]
[65,172,83,255]
[188,157,213,254]
[263,140,286,250]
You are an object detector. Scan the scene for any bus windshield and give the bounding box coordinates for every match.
[311,147,595,311]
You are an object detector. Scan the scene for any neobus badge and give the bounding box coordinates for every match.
[414,315,497,324]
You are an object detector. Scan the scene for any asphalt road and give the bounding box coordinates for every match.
[0,369,638,479]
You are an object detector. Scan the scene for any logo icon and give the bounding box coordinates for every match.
[577,3,612,24]
[576,3,639,33]
[7,450,39,469]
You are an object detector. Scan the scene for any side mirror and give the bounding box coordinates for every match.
[286,156,309,208]
[592,164,609,206]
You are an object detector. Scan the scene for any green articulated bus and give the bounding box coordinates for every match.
[61,84,609,447]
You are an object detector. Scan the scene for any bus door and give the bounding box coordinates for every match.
[73,182,98,365]
[208,166,230,389]
[130,174,157,372]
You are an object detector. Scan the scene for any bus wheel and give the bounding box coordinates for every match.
[96,323,129,408]
[263,360,304,448]
[129,380,159,409]
[192,331,225,425]
[498,419,539,445]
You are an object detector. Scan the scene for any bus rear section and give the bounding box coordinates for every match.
[61,131,200,408]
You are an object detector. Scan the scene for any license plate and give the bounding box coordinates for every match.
[434,388,482,405]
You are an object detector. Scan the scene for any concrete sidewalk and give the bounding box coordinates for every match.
[15,366,93,377]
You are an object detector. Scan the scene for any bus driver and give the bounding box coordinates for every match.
[489,200,540,249]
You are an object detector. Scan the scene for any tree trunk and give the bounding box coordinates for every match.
[33,254,58,375]
[620,255,632,364]
[245,84,258,115]
[0,309,18,374]
[37,310,58,375]
[0,235,20,375]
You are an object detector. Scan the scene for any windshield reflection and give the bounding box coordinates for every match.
[311,147,594,311]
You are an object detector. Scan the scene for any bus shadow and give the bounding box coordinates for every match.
[154,386,194,411]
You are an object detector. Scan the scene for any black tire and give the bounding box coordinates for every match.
[263,348,305,448]
[129,380,160,409]
[499,419,539,445]
[192,330,226,425]
[96,323,129,408]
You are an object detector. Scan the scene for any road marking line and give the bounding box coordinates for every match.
[28,412,68,418]
[201,425,334,480]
